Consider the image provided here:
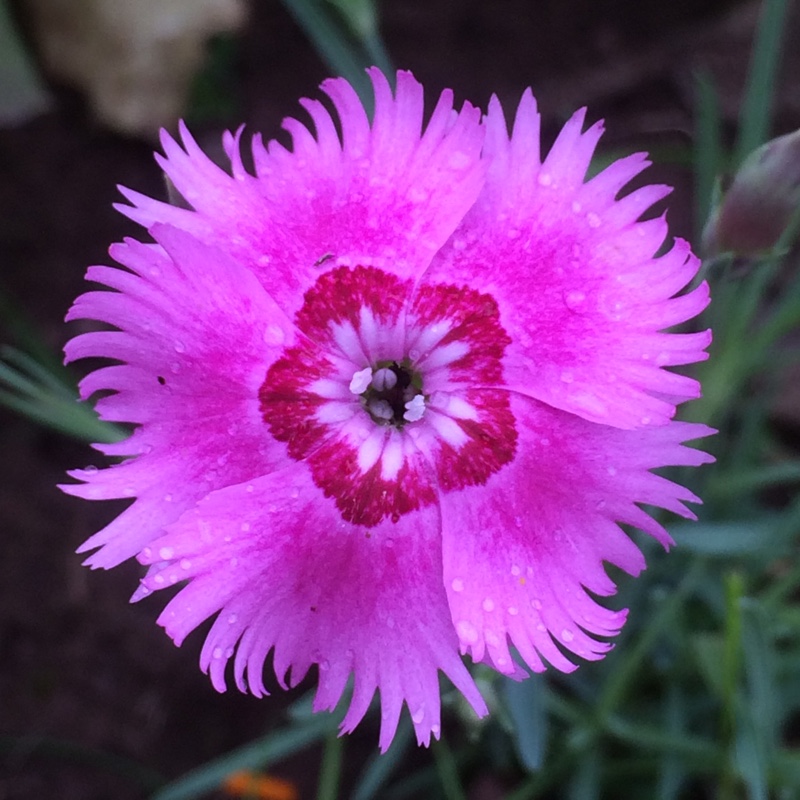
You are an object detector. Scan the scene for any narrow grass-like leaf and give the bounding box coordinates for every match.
[503,674,549,772]
[734,0,789,166]
[150,715,338,800]
[316,730,344,800]
[431,738,467,800]
[693,70,723,240]
[351,717,414,800]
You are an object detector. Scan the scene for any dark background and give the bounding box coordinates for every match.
[2,1,800,797]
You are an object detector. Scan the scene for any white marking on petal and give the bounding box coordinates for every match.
[418,340,469,371]
[357,429,384,472]
[349,367,373,394]
[426,410,468,447]
[380,436,404,480]
[332,321,367,362]
[316,401,357,424]
[403,394,426,422]
[310,378,351,400]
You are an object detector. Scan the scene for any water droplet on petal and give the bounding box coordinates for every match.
[456,620,479,644]
[241,522,251,532]
[572,200,582,213]
[159,546,174,560]
[511,565,521,576]
[212,647,223,659]
[563,290,587,311]
[174,341,186,353]
[538,172,552,186]
[263,324,285,345]
[587,212,601,228]
[482,597,495,612]
[180,558,191,570]
[412,706,425,724]
[451,578,464,592]
[319,659,330,671]
[431,724,441,736]
[531,599,543,610]
[154,574,165,585]
[560,371,574,384]
[561,629,575,643]
[508,606,519,616]
[607,466,617,476]
[227,613,238,624]
[83,465,98,474]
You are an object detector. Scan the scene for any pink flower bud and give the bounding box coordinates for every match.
[703,128,800,257]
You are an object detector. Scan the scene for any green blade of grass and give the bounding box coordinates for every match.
[734,0,790,166]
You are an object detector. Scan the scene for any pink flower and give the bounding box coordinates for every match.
[63,69,713,750]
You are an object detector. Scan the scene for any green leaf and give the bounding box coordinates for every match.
[150,715,339,800]
[503,674,548,772]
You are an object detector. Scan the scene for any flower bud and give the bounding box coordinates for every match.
[703,128,800,257]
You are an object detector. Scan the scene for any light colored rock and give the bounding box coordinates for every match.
[24,0,246,137]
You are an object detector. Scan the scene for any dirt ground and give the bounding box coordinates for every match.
[2,1,800,798]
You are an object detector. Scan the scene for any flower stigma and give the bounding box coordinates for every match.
[350,360,426,427]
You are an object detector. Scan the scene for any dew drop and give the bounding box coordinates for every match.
[412,706,425,724]
[384,537,395,548]
[560,370,574,384]
[169,573,178,584]
[536,623,546,632]
[170,362,181,374]
[139,584,150,596]
[319,659,330,671]
[241,522,251,532]
[456,620,479,644]
[83,465,98,474]
[596,500,607,510]
[386,616,395,629]
[163,494,173,502]
[180,558,191,570]
[641,416,651,425]
[607,466,617,476]
[263,324,285,345]
[173,340,186,353]
[245,484,254,493]
[508,606,519,616]
[431,724,441,736]
[514,516,523,528]
[159,546,174,560]
[142,547,152,559]
[482,597,495,612]
[290,487,300,499]
[227,613,238,625]
[451,578,464,592]
[154,574,165,585]
[561,629,575,643]
[587,212,601,228]
[497,656,508,667]
[538,172,552,186]
[511,564,521,576]
[563,290,586,311]
[571,200,582,213]
[212,646,223,659]
[409,348,421,361]
[531,599,543,610]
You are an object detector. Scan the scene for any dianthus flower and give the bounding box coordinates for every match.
[63,69,713,750]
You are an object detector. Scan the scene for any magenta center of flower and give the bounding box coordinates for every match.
[260,265,517,527]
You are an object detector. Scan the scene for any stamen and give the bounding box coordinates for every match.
[349,367,373,395]
[404,394,426,422]
[372,367,398,391]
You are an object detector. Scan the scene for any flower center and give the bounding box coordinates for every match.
[350,361,426,427]
[259,265,517,527]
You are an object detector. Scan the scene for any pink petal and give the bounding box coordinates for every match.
[117,69,485,319]
[136,464,487,751]
[439,392,713,674]
[424,95,710,429]
[62,225,295,567]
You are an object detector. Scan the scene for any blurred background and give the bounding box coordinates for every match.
[2,1,800,798]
